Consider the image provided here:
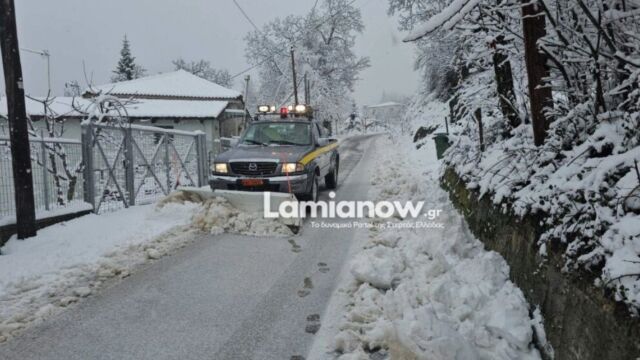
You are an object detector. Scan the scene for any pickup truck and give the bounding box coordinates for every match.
[210,117,339,202]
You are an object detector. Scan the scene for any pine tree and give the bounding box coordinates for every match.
[111,35,145,82]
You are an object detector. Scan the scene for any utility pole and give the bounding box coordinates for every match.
[290,46,299,106]
[243,74,250,125]
[304,72,310,104]
[0,0,37,239]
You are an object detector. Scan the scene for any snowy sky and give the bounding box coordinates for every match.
[1,0,418,107]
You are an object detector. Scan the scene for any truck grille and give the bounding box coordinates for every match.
[230,161,278,176]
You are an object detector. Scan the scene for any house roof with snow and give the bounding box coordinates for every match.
[84,70,242,100]
[0,96,230,119]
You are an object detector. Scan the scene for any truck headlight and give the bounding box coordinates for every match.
[212,163,228,174]
[281,162,304,173]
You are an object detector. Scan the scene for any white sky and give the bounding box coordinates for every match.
[3,0,418,107]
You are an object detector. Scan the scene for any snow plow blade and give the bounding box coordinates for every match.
[176,187,301,228]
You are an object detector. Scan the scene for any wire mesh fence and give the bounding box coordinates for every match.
[0,136,85,221]
[83,123,208,214]
[1,123,208,222]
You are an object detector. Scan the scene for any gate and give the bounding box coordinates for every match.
[82,122,208,213]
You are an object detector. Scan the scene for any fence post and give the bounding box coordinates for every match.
[81,123,96,211]
[195,133,207,187]
[163,134,171,194]
[123,126,135,206]
[40,133,50,211]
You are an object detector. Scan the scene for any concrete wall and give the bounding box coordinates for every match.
[441,168,640,360]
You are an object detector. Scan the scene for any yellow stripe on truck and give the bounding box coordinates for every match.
[300,142,339,165]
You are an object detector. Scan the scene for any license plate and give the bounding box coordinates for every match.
[241,178,264,186]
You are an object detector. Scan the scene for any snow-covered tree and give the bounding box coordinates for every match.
[390,0,640,312]
[244,0,370,123]
[111,35,146,82]
[172,58,233,87]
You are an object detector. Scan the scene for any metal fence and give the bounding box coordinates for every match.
[82,123,208,213]
[1,123,208,222]
[0,135,85,219]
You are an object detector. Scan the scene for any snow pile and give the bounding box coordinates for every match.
[192,197,292,236]
[159,190,292,236]
[332,136,543,359]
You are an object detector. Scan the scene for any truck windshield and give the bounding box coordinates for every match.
[241,122,311,146]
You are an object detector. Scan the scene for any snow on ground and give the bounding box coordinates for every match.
[0,193,291,343]
[315,134,545,359]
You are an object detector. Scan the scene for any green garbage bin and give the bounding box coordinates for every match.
[433,133,450,160]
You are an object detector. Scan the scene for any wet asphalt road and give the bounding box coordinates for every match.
[0,133,381,360]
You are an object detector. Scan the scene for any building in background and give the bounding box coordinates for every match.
[0,70,247,150]
[363,101,405,130]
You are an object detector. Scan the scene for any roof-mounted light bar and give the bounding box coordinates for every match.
[257,104,313,118]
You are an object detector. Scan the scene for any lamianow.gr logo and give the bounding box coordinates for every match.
[263,191,442,220]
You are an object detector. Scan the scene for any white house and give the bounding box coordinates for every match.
[0,70,247,150]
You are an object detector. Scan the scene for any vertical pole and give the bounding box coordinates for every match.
[475,108,484,152]
[445,116,449,135]
[123,127,135,206]
[81,123,96,211]
[40,133,50,211]
[304,73,308,104]
[195,133,207,187]
[44,50,50,95]
[290,47,299,106]
[244,75,250,127]
[0,0,36,238]
[521,0,553,146]
[164,134,171,194]
[202,134,208,187]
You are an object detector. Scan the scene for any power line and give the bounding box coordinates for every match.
[231,0,259,31]
[230,61,262,80]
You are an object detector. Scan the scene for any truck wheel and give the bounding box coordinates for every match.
[300,174,319,202]
[325,162,339,189]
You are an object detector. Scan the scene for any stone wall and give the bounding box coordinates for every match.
[441,168,640,360]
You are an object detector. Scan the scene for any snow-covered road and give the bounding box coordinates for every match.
[0,134,380,360]
[0,132,545,360]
